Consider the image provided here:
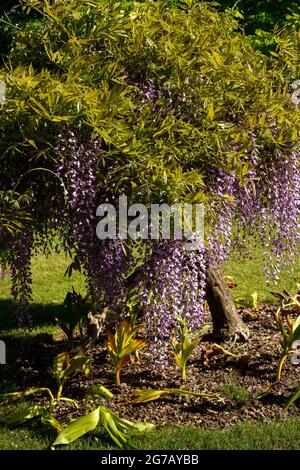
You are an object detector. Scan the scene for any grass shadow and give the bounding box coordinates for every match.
[0,299,67,331]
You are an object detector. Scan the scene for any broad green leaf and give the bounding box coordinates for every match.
[115,417,155,434]
[98,406,128,448]
[52,407,100,446]
[0,405,45,424]
[62,356,92,379]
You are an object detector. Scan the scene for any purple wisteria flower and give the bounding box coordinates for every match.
[139,240,206,369]
[55,131,127,316]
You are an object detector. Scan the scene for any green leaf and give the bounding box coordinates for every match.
[132,389,169,404]
[98,406,128,449]
[285,385,300,409]
[52,407,100,446]
[292,315,300,334]
[0,387,54,402]
[207,102,215,120]
[62,356,92,379]
[132,388,225,404]
[52,352,70,381]
[115,417,155,435]
[85,384,114,402]
[288,323,300,348]
[98,405,154,449]
[40,414,63,432]
[29,97,52,119]
[0,405,45,424]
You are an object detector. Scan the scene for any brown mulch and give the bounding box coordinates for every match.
[4,304,300,429]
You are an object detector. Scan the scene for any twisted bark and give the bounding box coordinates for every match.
[206,265,250,341]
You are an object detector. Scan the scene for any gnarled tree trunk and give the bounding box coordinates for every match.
[206,264,250,341]
[126,260,250,342]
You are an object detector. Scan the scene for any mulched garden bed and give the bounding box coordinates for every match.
[3,303,300,429]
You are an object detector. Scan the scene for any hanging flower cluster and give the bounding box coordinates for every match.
[139,240,206,368]
[206,168,235,266]
[95,238,127,315]
[55,131,127,315]
[257,149,300,281]
[206,146,300,282]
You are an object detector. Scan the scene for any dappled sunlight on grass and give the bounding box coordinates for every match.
[225,245,300,303]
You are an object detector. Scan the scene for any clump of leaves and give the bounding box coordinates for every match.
[0,352,154,449]
[52,404,155,450]
[0,189,33,235]
[0,352,91,430]
[52,384,155,449]
[106,319,146,385]
[171,323,210,382]
[53,287,91,342]
[234,292,259,309]
[271,285,300,382]
[221,380,249,406]
[52,351,91,401]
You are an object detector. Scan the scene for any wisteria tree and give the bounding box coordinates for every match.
[0,0,300,361]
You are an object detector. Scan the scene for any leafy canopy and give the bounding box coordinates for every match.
[0,0,299,231]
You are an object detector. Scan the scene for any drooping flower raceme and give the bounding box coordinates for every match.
[206,169,235,266]
[205,146,300,283]
[55,132,127,315]
[257,150,300,281]
[139,240,206,368]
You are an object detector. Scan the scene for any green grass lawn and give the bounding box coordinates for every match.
[0,418,299,450]
[225,247,300,304]
[0,250,300,450]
